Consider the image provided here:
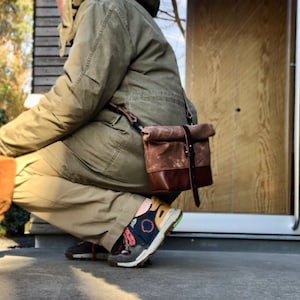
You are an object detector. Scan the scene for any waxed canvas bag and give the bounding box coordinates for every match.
[107,95,215,207]
[141,124,215,207]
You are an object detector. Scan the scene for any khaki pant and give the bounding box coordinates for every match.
[13,152,143,251]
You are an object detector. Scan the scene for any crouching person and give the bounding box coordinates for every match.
[0,0,197,267]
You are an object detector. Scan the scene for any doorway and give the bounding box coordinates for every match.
[174,0,300,236]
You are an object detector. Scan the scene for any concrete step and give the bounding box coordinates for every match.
[26,216,80,248]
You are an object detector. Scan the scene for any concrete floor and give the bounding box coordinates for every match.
[1,245,300,300]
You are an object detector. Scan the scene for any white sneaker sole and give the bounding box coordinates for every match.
[65,252,109,260]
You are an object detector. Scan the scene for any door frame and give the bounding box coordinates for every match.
[175,0,300,237]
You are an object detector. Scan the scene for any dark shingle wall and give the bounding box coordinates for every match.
[33,0,67,93]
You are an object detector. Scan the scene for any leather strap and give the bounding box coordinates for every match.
[182,89,194,125]
[182,125,200,207]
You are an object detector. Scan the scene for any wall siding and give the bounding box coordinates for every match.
[33,0,67,93]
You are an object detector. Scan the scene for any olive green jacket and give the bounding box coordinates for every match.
[0,0,197,194]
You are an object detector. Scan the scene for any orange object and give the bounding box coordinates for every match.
[0,156,16,221]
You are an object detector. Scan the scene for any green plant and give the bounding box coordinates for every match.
[0,204,29,236]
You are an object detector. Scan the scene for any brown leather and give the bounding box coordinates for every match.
[142,124,215,207]
[0,156,16,221]
[147,166,213,192]
[142,123,215,142]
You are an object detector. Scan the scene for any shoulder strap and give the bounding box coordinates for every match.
[182,89,194,125]
[182,125,201,207]
[107,88,193,127]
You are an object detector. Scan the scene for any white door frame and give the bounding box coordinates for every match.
[175,0,300,237]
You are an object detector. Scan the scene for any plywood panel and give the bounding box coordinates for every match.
[174,0,293,214]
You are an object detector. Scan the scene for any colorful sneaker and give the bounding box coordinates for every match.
[65,241,109,260]
[108,197,182,268]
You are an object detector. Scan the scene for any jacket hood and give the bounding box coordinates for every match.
[57,0,160,57]
[57,0,85,57]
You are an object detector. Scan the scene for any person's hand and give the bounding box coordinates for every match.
[24,94,45,110]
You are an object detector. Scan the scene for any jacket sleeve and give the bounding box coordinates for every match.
[0,1,134,156]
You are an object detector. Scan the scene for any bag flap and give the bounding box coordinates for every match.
[142,124,215,142]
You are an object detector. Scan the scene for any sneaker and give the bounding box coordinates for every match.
[108,197,182,268]
[65,241,109,260]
